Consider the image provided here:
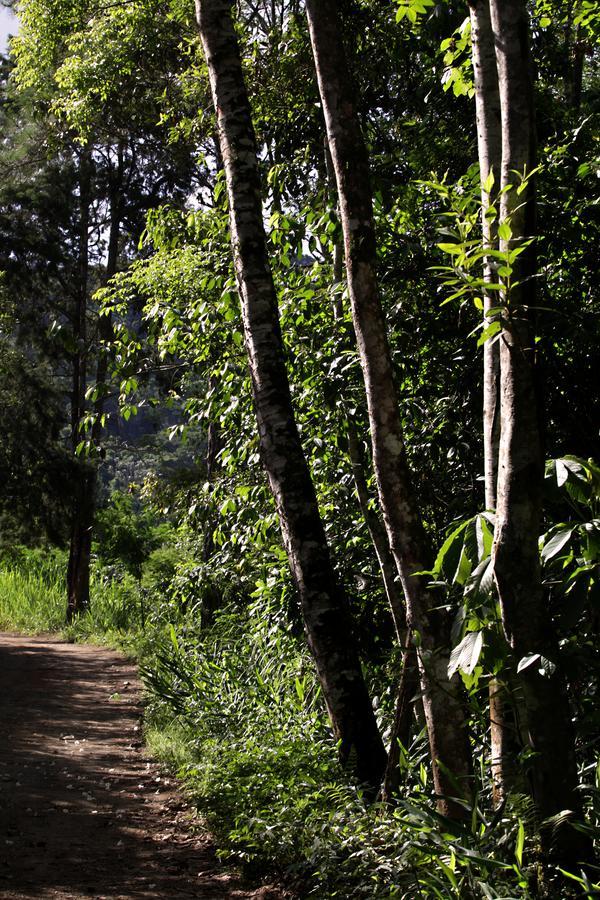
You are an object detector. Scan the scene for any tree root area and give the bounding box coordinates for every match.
[0,633,284,899]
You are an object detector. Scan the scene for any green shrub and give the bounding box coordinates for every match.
[95,491,174,576]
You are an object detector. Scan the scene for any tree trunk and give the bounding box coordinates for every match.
[470,0,522,810]
[346,419,408,643]
[195,0,386,790]
[381,634,421,802]
[326,141,418,783]
[305,0,472,818]
[470,0,502,514]
[489,0,591,864]
[67,149,93,622]
[324,140,406,644]
[67,146,123,623]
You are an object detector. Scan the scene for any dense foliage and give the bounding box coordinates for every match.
[1,0,599,896]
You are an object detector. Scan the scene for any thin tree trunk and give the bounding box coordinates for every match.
[67,146,123,623]
[381,635,421,802]
[489,0,591,865]
[195,0,386,790]
[305,0,472,818]
[470,0,502,513]
[346,420,407,642]
[67,149,92,622]
[347,414,421,793]
[470,0,520,810]
[324,140,406,643]
[326,142,418,783]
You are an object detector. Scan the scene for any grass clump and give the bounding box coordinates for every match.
[0,547,66,632]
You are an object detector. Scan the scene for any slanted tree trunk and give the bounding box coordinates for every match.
[305,0,472,818]
[325,143,418,786]
[381,632,420,802]
[489,0,591,864]
[195,0,386,790]
[324,140,406,643]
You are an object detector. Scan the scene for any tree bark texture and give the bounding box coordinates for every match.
[305,0,472,818]
[470,0,502,514]
[195,0,386,790]
[346,419,408,643]
[489,0,591,864]
[326,141,418,786]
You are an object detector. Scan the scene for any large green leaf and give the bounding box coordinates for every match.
[448,631,483,678]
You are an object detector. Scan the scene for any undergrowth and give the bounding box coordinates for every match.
[139,597,599,899]
[1,544,598,898]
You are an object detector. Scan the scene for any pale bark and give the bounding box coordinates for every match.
[196,0,386,789]
[470,0,520,810]
[470,0,502,512]
[305,0,472,817]
[489,0,591,864]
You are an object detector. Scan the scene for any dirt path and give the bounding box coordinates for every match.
[0,633,285,900]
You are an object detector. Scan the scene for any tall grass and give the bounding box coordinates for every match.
[0,547,143,644]
[0,564,65,632]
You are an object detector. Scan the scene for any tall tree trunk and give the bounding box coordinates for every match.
[324,140,406,643]
[470,0,502,514]
[67,149,93,622]
[489,0,591,864]
[195,0,386,790]
[470,0,519,810]
[326,143,418,788]
[67,146,123,623]
[305,0,472,818]
[346,419,406,642]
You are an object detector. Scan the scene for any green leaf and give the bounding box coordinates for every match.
[515,820,525,867]
[498,222,512,242]
[477,320,501,347]
[517,653,541,674]
[517,653,556,677]
[433,519,470,578]
[448,631,484,678]
[541,527,574,562]
[483,169,495,194]
[476,513,494,556]
[437,242,463,255]
[454,545,472,586]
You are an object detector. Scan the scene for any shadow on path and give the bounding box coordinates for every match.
[0,633,281,900]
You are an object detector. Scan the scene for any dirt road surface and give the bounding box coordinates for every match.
[0,633,286,899]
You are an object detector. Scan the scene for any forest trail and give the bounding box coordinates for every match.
[0,633,284,900]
